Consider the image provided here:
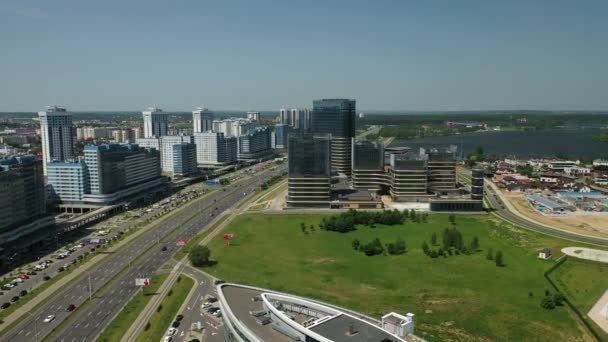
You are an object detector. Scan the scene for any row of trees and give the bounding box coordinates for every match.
[319,209,428,233]
[352,237,407,256]
[422,227,481,258]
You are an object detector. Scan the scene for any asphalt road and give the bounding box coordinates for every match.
[0,166,286,342]
[170,264,225,342]
[484,181,608,247]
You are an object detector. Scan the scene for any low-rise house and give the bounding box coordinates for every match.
[563,166,591,177]
[494,173,533,192]
[538,248,552,260]
[540,172,561,184]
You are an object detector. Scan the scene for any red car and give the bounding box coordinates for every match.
[18,275,29,280]
[67,304,76,312]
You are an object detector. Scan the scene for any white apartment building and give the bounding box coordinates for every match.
[136,135,194,174]
[212,118,257,138]
[142,107,168,138]
[247,111,261,122]
[193,132,237,166]
[76,127,111,140]
[38,106,75,175]
[112,128,136,143]
[193,107,214,133]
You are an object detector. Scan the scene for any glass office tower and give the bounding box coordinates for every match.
[311,99,356,176]
[287,133,331,207]
[352,140,389,192]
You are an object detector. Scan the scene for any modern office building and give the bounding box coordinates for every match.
[194,132,238,166]
[471,168,484,201]
[287,133,331,207]
[142,107,168,138]
[47,144,164,205]
[0,155,54,265]
[247,111,261,122]
[424,146,458,194]
[217,283,416,342]
[172,143,197,177]
[351,140,389,192]
[47,161,90,202]
[388,153,430,201]
[279,108,311,131]
[311,99,356,176]
[193,107,214,133]
[274,124,294,149]
[237,127,272,160]
[38,106,75,175]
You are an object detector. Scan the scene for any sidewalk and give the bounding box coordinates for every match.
[121,261,186,342]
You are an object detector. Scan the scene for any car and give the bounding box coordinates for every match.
[63,264,70,269]
[0,291,3,296]
[213,309,222,316]
[58,267,65,272]
[44,259,53,264]
[19,290,27,297]
[43,276,51,281]
[18,275,29,280]
[43,315,55,323]
[202,303,212,310]
[26,271,37,276]
[10,296,19,303]
[175,314,184,321]
[1,303,10,309]
[207,307,219,313]
[163,337,172,342]
[189,339,200,342]
[161,246,167,251]
[13,278,23,283]
[172,320,181,328]
[3,284,14,289]
[213,279,225,285]
[67,304,76,312]
[167,327,177,335]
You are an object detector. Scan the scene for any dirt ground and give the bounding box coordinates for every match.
[503,191,608,239]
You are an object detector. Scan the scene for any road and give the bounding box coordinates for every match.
[0,165,286,342]
[172,265,225,342]
[484,180,608,247]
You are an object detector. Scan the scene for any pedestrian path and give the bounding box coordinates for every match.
[561,247,608,263]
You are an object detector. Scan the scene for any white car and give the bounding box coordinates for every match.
[167,327,177,335]
[163,337,172,342]
[43,315,55,323]
[13,278,23,283]
[3,284,14,289]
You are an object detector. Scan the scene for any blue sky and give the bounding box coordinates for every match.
[1,0,607,111]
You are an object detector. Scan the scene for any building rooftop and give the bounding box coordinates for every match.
[219,284,411,342]
[309,314,401,342]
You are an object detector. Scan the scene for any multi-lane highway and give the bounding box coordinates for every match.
[0,166,286,342]
[484,180,608,247]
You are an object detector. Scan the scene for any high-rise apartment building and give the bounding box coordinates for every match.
[0,155,53,264]
[38,106,75,175]
[193,107,214,133]
[172,143,197,177]
[247,111,261,122]
[112,128,136,143]
[311,99,356,176]
[287,133,331,207]
[142,107,168,138]
[47,144,163,204]
[279,108,311,131]
[274,124,294,149]
[236,127,272,160]
[194,132,237,166]
[352,140,389,192]
[212,118,257,138]
[160,135,194,174]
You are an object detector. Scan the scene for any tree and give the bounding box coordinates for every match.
[495,250,504,267]
[409,209,416,221]
[362,238,384,256]
[352,239,361,250]
[300,223,307,234]
[387,237,406,255]
[421,213,429,223]
[448,214,456,226]
[553,293,565,306]
[470,237,479,252]
[431,232,438,246]
[189,245,211,267]
[309,224,315,232]
[540,296,555,310]
[422,241,430,255]
[486,248,494,260]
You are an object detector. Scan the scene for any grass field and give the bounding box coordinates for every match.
[203,213,595,341]
[97,272,169,342]
[135,275,194,342]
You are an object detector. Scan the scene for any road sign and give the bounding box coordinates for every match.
[176,239,188,246]
[135,278,150,287]
[223,234,233,241]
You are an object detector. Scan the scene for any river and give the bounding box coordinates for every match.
[390,129,608,159]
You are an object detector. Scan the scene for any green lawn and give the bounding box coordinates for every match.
[552,258,608,311]
[203,213,594,341]
[136,275,194,342]
[98,272,169,342]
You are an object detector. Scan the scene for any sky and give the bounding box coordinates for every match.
[1,0,607,112]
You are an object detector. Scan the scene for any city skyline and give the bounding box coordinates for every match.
[1,1,608,111]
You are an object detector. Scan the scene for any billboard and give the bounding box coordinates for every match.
[135,278,150,287]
